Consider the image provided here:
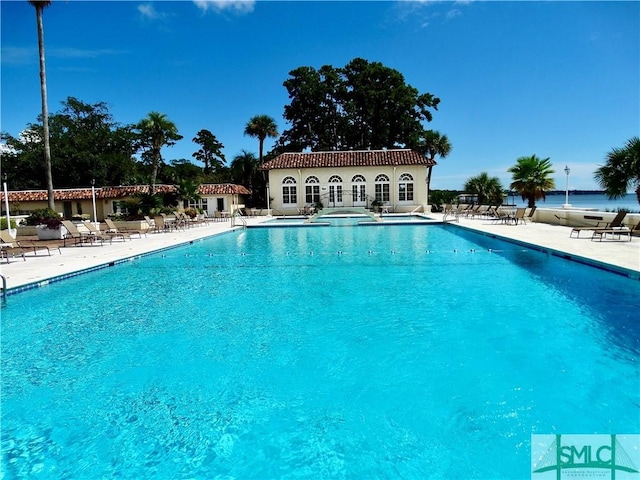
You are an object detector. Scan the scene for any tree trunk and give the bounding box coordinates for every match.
[35,5,55,210]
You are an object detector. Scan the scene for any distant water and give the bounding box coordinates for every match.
[509,193,639,212]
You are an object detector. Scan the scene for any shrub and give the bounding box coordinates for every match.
[0,218,17,230]
[25,208,63,229]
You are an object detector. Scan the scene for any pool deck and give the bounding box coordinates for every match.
[1,214,639,294]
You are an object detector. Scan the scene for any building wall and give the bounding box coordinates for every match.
[267,165,428,215]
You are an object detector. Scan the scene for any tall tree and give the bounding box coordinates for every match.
[464,172,503,205]
[278,58,441,153]
[244,115,278,164]
[594,136,640,205]
[2,97,138,189]
[29,0,54,209]
[230,150,258,200]
[508,155,556,208]
[416,130,452,201]
[192,129,226,175]
[135,112,182,194]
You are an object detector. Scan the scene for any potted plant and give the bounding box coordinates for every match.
[371,199,382,213]
[25,208,68,240]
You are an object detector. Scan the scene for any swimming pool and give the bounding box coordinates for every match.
[2,224,638,478]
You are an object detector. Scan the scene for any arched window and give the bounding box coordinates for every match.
[351,175,367,205]
[305,176,320,204]
[375,174,390,202]
[282,176,297,205]
[398,173,414,202]
[328,175,343,205]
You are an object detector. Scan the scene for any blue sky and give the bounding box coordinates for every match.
[1,1,638,190]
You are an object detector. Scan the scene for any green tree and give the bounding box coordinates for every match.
[135,112,182,194]
[2,97,138,189]
[464,172,503,205]
[192,129,225,175]
[230,150,258,203]
[176,179,202,209]
[508,155,555,208]
[29,0,54,209]
[244,115,279,164]
[49,97,137,187]
[278,58,441,152]
[594,136,640,205]
[1,129,47,189]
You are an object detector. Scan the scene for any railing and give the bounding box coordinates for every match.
[0,274,6,306]
[231,211,247,229]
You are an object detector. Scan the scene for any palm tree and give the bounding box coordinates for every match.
[418,130,452,202]
[508,155,556,208]
[244,115,278,164]
[594,136,640,205]
[176,179,202,209]
[230,150,258,196]
[136,112,182,194]
[29,0,54,210]
[464,172,503,205]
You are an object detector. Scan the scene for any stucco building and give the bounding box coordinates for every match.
[260,149,435,215]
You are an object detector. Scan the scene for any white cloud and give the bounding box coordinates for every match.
[138,3,165,20]
[193,0,255,14]
[446,8,461,19]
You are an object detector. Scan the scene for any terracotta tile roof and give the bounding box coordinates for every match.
[198,184,251,195]
[260,149,435,170]
[1,184,250,202]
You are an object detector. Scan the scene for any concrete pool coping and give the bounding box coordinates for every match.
[1,213,638,297]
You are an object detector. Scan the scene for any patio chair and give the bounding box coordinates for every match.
[105,218,145,238]
[143,216,157,231]
[570,211,627,238]
[61,220,106,247]
[0,229,58,257]
[521,206,537,224]
[512,208,527,225]
[153,215,174,232]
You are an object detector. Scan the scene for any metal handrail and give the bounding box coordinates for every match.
[0,274,6,306]
[231,211,247,229]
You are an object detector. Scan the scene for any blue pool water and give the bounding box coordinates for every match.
[2,224,638,479]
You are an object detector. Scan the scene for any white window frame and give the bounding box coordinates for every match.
[282,176,297,205]
[398,173,414,202]
[375,174,390,203]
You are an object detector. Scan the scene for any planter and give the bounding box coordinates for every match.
[17,225,38,236]
[36,224,68,240]
[112,220,150,231]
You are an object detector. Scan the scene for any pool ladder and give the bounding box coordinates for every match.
[231,211,247,229]
[0,274,6,306]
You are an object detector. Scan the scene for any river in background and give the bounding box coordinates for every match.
[508,193,639,212]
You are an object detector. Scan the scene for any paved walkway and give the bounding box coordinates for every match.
[1,214,638,294]
[433,213,639,277]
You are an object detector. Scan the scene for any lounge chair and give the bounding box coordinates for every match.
[0,239,26,263]
[591,219,640,242]
[61,220,106,246]
[0,229,58,257]
[104,218,145,238]
[85,221,129,242]
[570,211,627,238]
